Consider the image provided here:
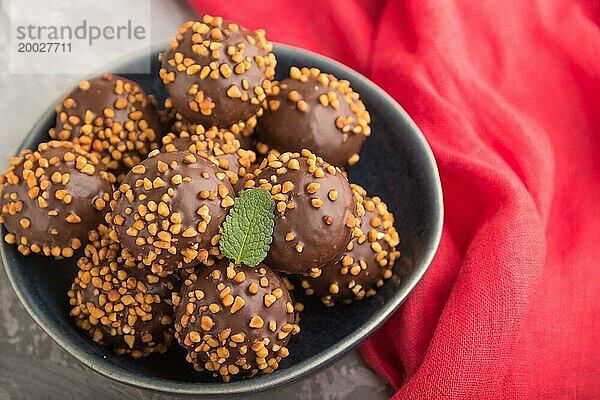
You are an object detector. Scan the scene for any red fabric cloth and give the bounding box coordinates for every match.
[186,1,600,398]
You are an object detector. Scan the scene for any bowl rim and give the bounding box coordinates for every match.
[2,41,444,396]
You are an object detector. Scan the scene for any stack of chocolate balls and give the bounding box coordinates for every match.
[0,15,401,382]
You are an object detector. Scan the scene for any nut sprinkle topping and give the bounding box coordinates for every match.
[161,126,256,193]
[162,96,259,146]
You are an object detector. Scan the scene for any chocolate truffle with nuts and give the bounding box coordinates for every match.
[296,185,401,306]
[172,260,299,381]
[68,242,178,358]
[0,141,115,258]
[159,16,276,129]
[257,67,371,166]
[49,73,162,178]
[245,150,358,276]
[108,149,234,274]
[161,127,256,193]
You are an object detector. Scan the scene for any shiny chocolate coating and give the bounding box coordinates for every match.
[297,185,401,306]
[108,150,234,274]
[0,141,115,258]
[49,73,162,178]
[173,260,298,381]
[257,67,371,167]
[160,17,276,128]
[245,150,359,276]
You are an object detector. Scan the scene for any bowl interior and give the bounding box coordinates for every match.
[2,44,442,395]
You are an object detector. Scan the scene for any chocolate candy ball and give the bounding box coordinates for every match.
[108,150,234,273]
[163,97,258,148]
[68,240,178,358]
[172,260,299,381]
[49,73,162,178]
[297,185,400,306]
[0,141,115,258]
[159,16,276,128]
[245,150,359,276]
[257,67,371,166]
[161,127,256,193]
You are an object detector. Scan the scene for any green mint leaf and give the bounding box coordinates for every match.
[219,188,275,267]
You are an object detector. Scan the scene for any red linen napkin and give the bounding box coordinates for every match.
[186,1,600,398]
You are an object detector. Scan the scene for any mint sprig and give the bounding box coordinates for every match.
[219,188,275,267]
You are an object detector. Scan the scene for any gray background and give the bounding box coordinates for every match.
[0,0,392,398]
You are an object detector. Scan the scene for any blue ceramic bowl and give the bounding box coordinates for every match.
[2,43,443,396]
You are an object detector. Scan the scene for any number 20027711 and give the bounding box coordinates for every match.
[17,42,72,52]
